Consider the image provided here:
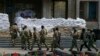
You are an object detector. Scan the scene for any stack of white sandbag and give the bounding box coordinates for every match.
[0,13,10,31]
[15,17,86,32]
[61,18,86,28]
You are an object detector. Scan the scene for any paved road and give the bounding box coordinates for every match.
[0,48,99,54]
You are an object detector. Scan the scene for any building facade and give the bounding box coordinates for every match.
[43,0,100,29]
[0,0,100,29]
[76,0,100,29]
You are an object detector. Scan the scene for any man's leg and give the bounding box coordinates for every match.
[44,42,49,51]
[21,40,24,49]
[69,43,75,51]
[91,44,98,51]
[27,39,31,50]
[31,40,35,50]
[37,41,41,50]
[11,35,15,47]
[39,40,42,50]
[51,42,54,51]
[58,40,60,47]
[12,39,15,47]
[24,41,27,50]
[80,43,85,51]
[74,39,79,51]
[69,39,75,51]
[84,42,91,51]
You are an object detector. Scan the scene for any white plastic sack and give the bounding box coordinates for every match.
[15,17,86,32]
[0,13,10,31]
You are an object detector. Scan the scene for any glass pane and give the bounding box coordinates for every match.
[88,2,98,21]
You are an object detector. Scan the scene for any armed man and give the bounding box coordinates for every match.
[39,25,49,51]
[54,27,61,47]
[31,27,41,50]
[69,27,79,51]
[51,28,56,51]
[51,27,61,51]
[80,28,91,51]
[20,26,26,50]
[20,25,31,50]
[10,23,19,47]
[87,29,98,52]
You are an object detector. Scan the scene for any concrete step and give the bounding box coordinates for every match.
[0,37,78,48]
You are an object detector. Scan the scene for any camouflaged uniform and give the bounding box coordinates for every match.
[20,30,26,49]
[21,28,31,50]
[88,30,98,51]
[39,26,49,50]
[54,30,61,47]
[51,28,61,51]
[31,28,40,50]
[80,29,91,51]
[10,24,19,46]
[69,30,79,51]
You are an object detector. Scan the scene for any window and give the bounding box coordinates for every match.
[52,0,68,18]
[80,1,98,21]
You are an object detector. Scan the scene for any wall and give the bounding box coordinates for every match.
[43,0,52,18]
[68,0,76,18]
